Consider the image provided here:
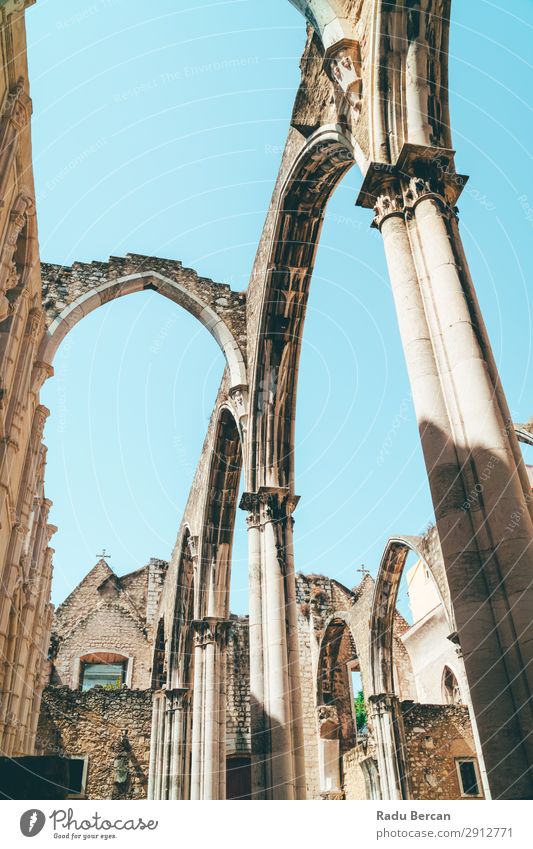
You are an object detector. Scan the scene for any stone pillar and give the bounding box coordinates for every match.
[367,694,410,800]
[240,488,306,800]
[190,617,231,800]
[284,514,306,799]
[358,145,533,799]
[241,496,267,798]
[189,628,204,800]
[147,692,165,800]
[167,687,188,800]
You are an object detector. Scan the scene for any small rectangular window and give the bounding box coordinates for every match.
[80,661,126,691]
[456,758,481,797]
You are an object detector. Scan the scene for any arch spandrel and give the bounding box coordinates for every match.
[39,253,247,390]
[288,0,454,164]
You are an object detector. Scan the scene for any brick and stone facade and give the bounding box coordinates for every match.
[50,558,166,690]
[36,687,153,800]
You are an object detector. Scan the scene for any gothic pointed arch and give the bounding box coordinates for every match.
[168,527,196,690]
[247,127,354,492]
[198,405,242,620]
[369,534,453,697]
[39,259,247,391]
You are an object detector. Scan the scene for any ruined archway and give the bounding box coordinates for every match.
[39,256,247,391]
[149,402,243,800]
[369,534,452,698]
[316,614,359,797]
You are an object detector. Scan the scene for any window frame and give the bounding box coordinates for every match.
[455,757,483,798]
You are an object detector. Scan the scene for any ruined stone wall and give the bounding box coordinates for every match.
[402,702,482,800]
[225,616,250,756]
[294,573,384,799]
[41,253,247,361]
[343,746,378,800]
[36,687,153,800]
[51,560,163,690]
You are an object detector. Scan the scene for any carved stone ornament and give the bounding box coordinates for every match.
[326,39,363,119]
[373,188,404,229]
[1,76,32,132]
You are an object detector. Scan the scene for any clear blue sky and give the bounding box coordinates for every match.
[25,1,533,611]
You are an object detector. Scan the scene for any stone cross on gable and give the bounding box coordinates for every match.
[96,548,111,561]
[357,564,369,579]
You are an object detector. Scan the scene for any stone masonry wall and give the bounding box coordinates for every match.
[225,616,250,756]
[41,253,247,361]
[402,702,482,800]
[36,687,153,800]
[51,560,162,690]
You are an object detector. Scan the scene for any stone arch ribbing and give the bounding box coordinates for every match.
[198,405,242,620]
[39,267,247,390]
[247,127,354,491]
[368,535,452,698]
[288,0,355,51]
[168,527,196,690]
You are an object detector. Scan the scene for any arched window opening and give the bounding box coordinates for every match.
[169,533,195,690]
[317,618,361,796]
[151,620,166,690]
[442,666,462,705]
[79,651,128,691]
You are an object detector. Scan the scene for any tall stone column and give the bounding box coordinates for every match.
[241,496,267,797]
[189,626,205,800]
[240,488,306,800]
[358,146,533,799]
[147,692,164,800]
[190,617,231,799]
[367,694,411,800]
[167,687,189,800]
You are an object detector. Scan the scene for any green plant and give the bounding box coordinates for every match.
[102,677,122,691]
[354,690,367,730]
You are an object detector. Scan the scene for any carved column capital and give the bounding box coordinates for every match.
[240,487,300,526]
[192,616,232,648]
[1,76,32,132]
[32,405,50,441]
[165,687,189,710]
[25,308,44,344]
[1,1,36,19]
[367,693,400,716]
[356,144,469,229]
